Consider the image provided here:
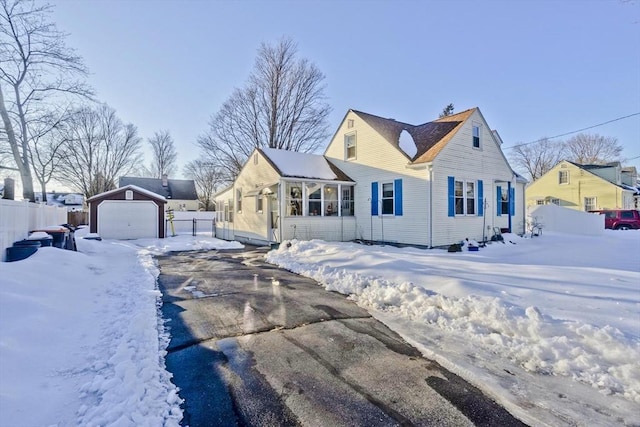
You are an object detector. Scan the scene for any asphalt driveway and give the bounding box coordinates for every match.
[157,247,526,427]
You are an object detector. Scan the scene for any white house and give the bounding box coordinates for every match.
[214,148,355,245]
[215,107,526,247]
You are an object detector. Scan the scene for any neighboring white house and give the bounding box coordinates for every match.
[215,107,526,247]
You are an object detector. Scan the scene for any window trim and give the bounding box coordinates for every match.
[381,181,395,215]
[345,132,357,160]
[236,188,242,213]
[285,180,355,217]
[455,179,476,216]
[559,170,569,185]
[472,123,481,149]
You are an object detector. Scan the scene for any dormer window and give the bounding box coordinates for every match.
[345,132,356,160]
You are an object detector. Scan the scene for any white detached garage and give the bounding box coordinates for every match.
[88,185,167,239]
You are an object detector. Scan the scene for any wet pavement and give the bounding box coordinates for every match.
[156,247,527,427]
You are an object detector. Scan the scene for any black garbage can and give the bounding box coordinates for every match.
[6,245,38,262]
[13,239,42,248]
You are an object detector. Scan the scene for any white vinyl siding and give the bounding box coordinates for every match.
[433,110,516,246]
[322,109,522,246]
[324,111,429,245]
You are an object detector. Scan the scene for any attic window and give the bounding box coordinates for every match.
[347,119,354,129]
[559,170,569,185]
[254,153,258,165]
[125,190,133,200]
[345,132,356,160]
[472,123,481,148]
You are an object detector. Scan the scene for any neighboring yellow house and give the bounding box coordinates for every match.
[526,161,639,211]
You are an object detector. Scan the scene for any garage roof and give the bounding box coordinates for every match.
[87,185,167,202]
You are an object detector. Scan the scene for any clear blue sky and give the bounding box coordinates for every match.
[52,0,640,176]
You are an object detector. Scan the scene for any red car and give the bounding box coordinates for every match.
[590,209,640,230]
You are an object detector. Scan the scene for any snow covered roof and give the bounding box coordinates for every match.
[259,147,353,182]
[87,185,167,202]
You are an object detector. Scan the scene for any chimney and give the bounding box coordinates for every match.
[162,174,168,187]
[2,177,15,200]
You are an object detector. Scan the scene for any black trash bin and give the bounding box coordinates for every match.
[6,245,38,262]
[13,239,42,248]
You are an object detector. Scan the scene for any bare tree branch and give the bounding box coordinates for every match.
[565,133,623,165]
[148,129,177,178]
[508,137,566,181]
[183,159,225,211]
[55,104,143,199]
[0,0,92,201]
[197,37,331,181]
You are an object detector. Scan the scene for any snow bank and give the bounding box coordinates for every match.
[0,231,241,426]
[266,234,640,425]
[528,204,604,236]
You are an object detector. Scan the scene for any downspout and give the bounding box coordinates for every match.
[521,182,526,235]
[278,182,283,242]
[508,181,512,233]
[429,165,433,248]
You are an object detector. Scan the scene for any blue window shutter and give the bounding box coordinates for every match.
[394,179,403,216]
[496,186,502,216]
[371,182,378,216]
[477,180,483,216]
[509,187,515,216]
[447,176,455,217]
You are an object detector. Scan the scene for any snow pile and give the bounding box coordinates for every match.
[0,230,241,426]
[266,232,640,424]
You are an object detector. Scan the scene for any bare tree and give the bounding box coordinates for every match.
[509,137,566,181]
[28,113,67,201]
[184,159,225,211]
[0,0,92,201]
[198,37,331,180]
[439,103,454,118]
[565,133,623,165]
[149,130,177,178]
[56,104,143,198]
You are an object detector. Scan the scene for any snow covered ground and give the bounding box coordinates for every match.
[266,231,640,426]
[0,229,242,427]
[0,227,638,426]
